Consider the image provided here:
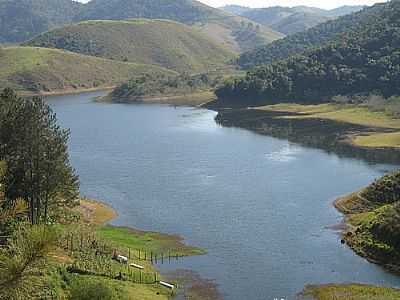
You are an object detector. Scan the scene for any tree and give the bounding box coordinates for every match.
[0,89,79,224]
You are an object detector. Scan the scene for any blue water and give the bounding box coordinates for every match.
[47,91,400,300]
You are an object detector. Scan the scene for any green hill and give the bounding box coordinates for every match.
[236,3,380,68]
[240,7,330,35]
[0,0,283,52]
[0,0,83,43]
[0,46,175,94]
[75,0,284,53]
[25,19,235,74]
[222,5,364,36]
[216,0,400,106]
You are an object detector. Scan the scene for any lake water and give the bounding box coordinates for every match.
[47,91,400,300]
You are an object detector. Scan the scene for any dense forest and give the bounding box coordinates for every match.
[216,0,400,106]
[236,2,387,68]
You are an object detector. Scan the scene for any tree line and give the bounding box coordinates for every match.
[216,0,400,106]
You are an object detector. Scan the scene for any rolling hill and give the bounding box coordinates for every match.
[25,19,235,74]
[0,0,82,43]
[0,46,175,94]
[0,0,283,53]
[222,5,364,36]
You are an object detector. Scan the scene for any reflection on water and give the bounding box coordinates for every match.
[47,92,400,300]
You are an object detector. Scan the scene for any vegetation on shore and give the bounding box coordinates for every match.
[258,102,400,148]
[107,72,223,105]
[0,88,205,299]
[25,19,235,74]
[0,47,174,94]
[335,170,400,273]
[301,284,400,300]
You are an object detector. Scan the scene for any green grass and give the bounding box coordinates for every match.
[301,284,400,300]
[259,103,400,148]
[25,19,236,74]
[0,47,175,94]
[96,225,205,257]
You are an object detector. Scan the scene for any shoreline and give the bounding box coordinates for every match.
[98,90,216,107]
[214,107,400,164]
[18,86,115,98]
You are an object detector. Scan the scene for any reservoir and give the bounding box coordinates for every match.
[48,91,400,300]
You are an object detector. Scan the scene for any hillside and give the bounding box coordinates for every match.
[0,0,283,53]
[75,0,283,53]
[236,3,380,68]
[240,7,330,35]
[0,46,174,94]
[335,170,400,273]
[216,0,400,106]
[0,0,82,43]
[25,19,235,74]
[222,5,364,36]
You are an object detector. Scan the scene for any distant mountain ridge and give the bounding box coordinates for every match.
[236,3,382,68]
[0,0,283,53]
[220,4,365,35]
[216,0,400,106]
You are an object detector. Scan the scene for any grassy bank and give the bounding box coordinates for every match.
[44,197,207,299]
[258,103,400,148]
[301,284,400,300]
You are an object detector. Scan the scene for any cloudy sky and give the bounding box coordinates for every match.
[76,1,387,10]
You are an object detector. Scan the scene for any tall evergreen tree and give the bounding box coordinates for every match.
[0,89,79,224]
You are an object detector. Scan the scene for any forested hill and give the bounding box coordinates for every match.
[0,0,283,53]
[236,2,386,69]
[25,19,235,74]
[215,0,400,106]
[0,0,82,43]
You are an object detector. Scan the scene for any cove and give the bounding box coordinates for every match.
[47,91,400,300]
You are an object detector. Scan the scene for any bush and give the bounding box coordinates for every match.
[69,278,114,300]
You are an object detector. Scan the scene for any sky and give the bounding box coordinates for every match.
[75,0,387,10]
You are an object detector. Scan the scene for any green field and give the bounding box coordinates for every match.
[259,103,400,148]
[96,225,205,257]
[301,284,400,300]
[0,46,175,94]
[26,19,236,74]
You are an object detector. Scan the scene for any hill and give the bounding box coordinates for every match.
[25,19,235,74]
[219,5,251,15]
[0,0,82,43]
[240,7,330,35]
[0,0,283,52]
[75,0,283,53]
[222,5,364,36]
[236,3,383,68]
[0,46,174,94]
[216,0,400,106]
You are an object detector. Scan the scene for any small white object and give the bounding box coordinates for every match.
[117,255,128,264]
[159,281,175,289]
[130,263,144,270]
